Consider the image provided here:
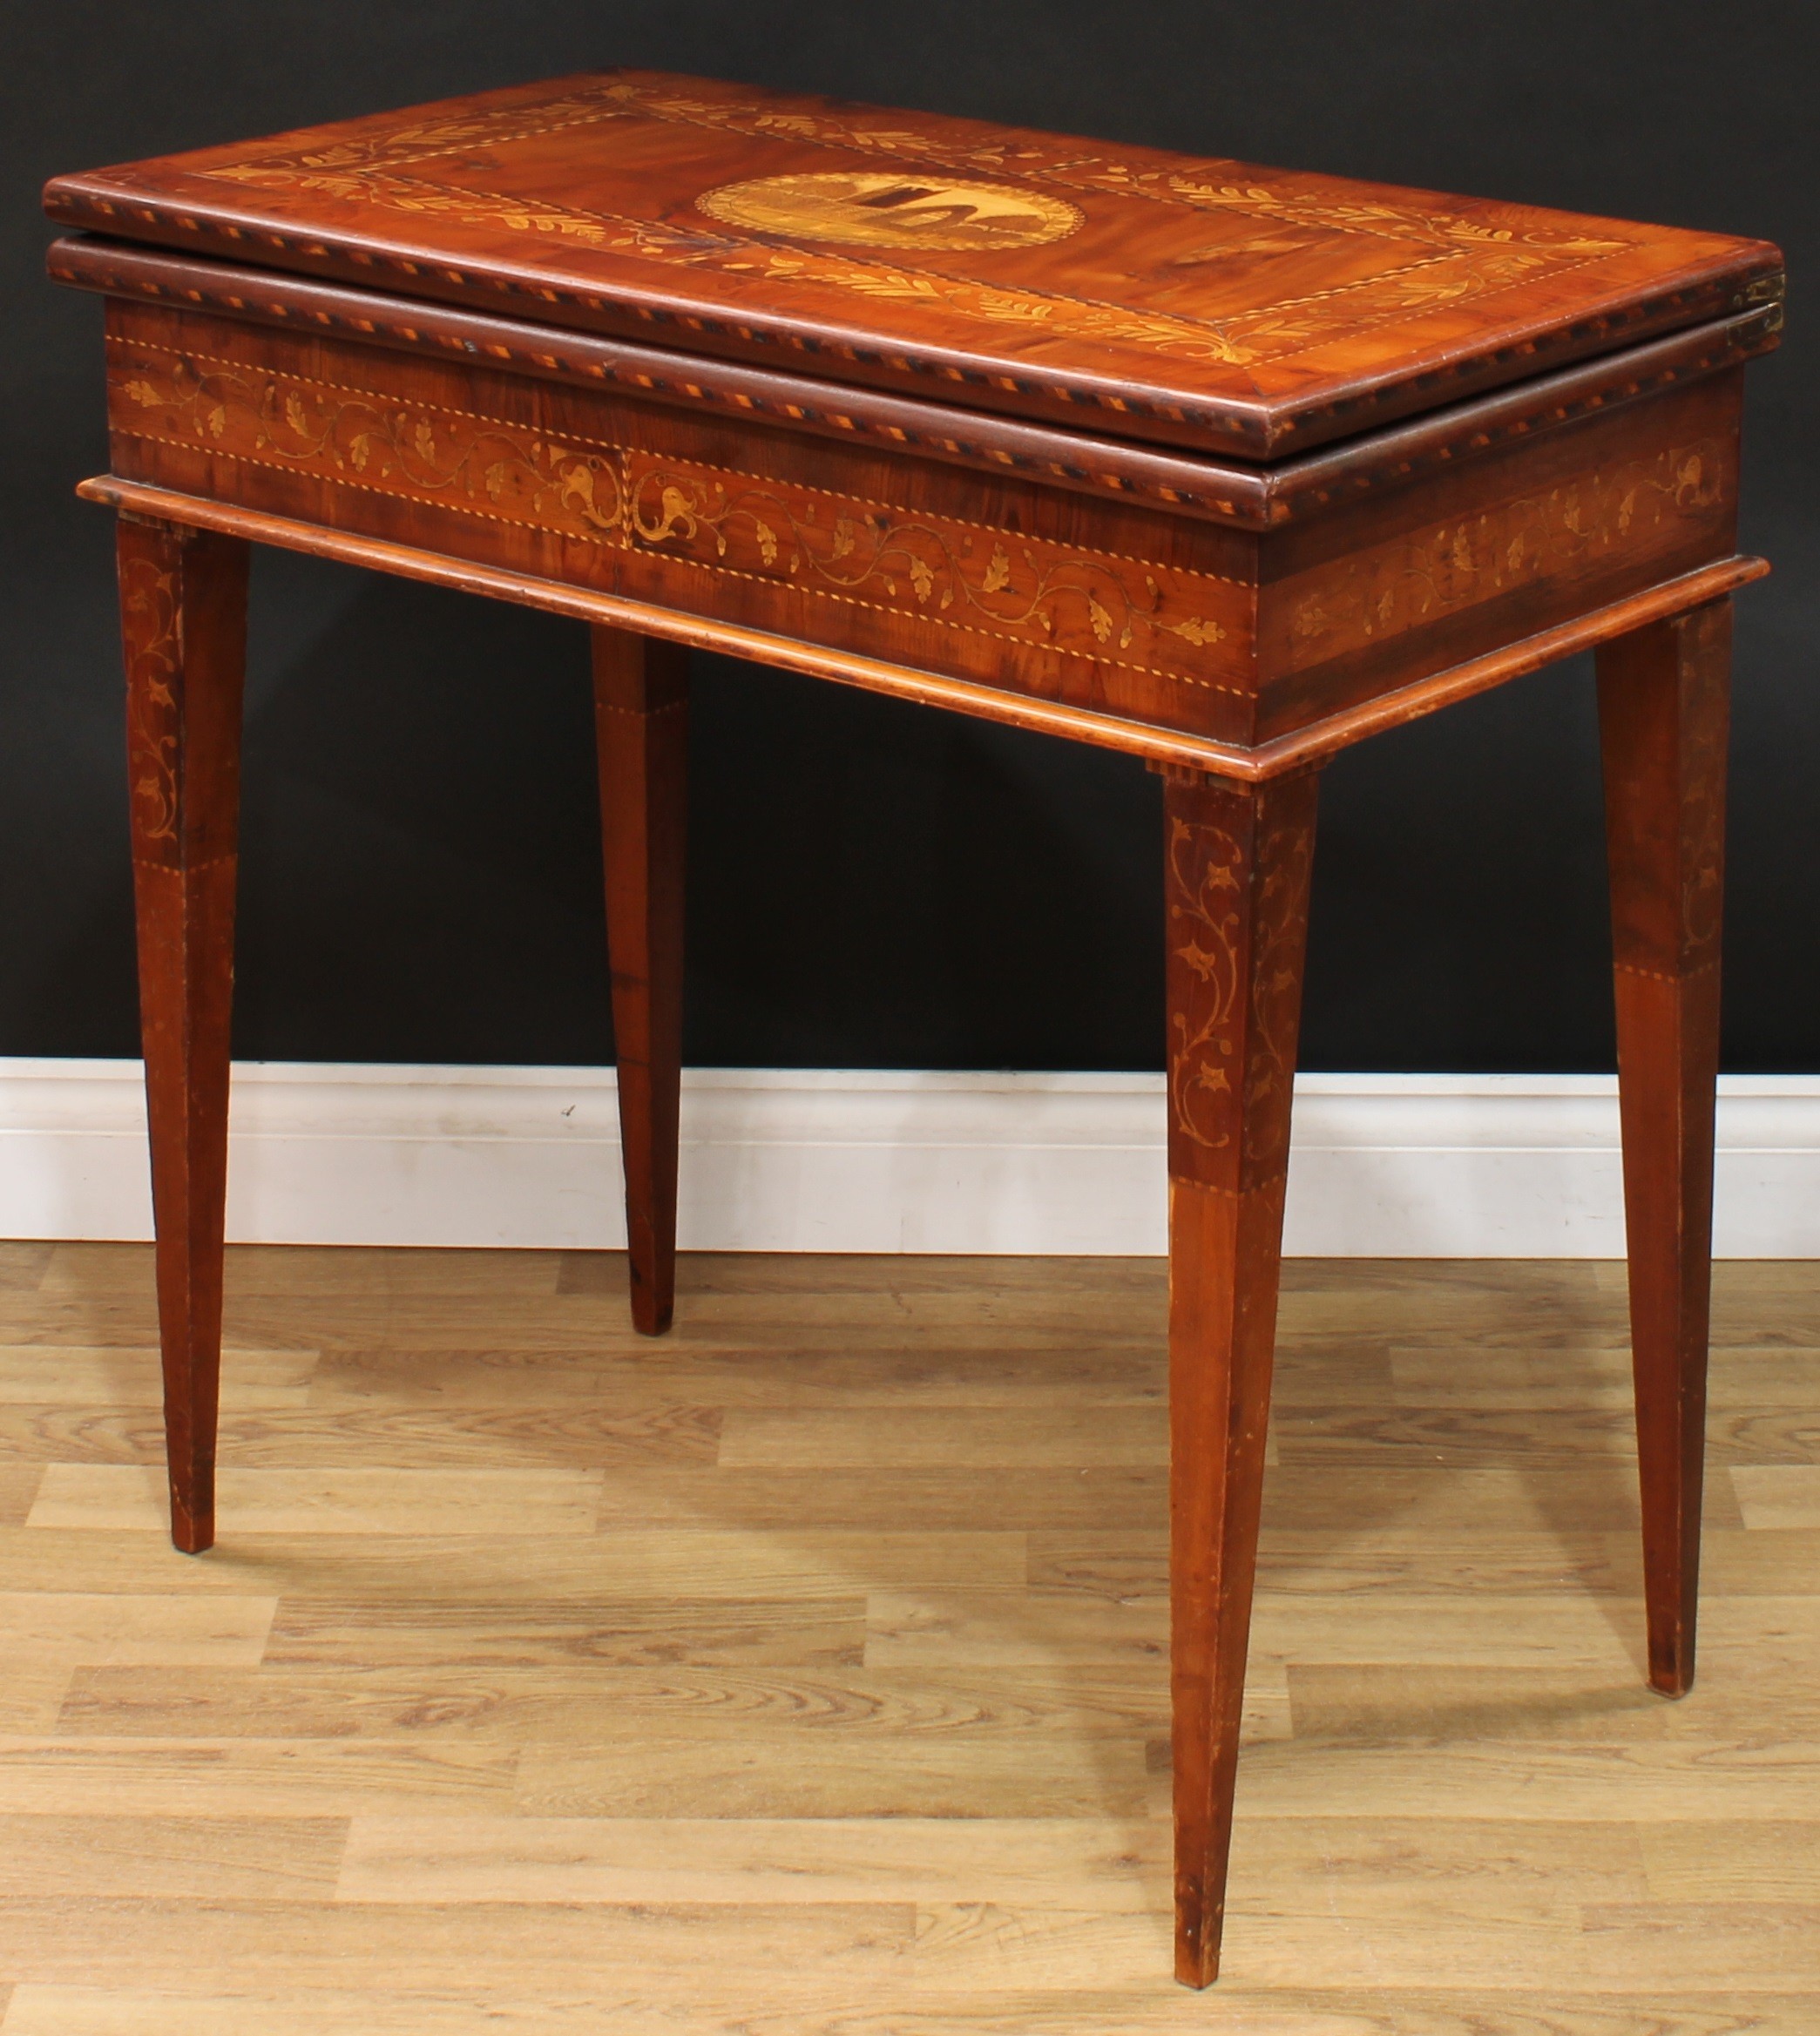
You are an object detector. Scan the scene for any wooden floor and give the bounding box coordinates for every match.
[0,1242,1815,2033]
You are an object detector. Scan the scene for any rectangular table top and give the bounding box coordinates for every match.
[43,71,1782,462]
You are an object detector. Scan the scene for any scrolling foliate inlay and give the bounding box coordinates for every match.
[1167,808,1247,1159]
[187,73,1653,372]
[1164,179,1626,257]
[207,86,638,181]
[110,345,627,540]
[583,78,1637,363]
[106,340,1244,685]
[619,459,1241,678]
[1676,602,1730,958]
[1238,792,1318,1186]
[1166,781,1316,1183]
[1283,438,1731,672]
[119,549,182,849]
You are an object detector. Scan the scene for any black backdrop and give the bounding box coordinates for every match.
[5,2,1814,1072]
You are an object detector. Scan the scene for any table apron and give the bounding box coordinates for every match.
[96,299,1761,773]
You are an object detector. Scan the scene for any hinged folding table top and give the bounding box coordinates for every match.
[44,70,1783,460]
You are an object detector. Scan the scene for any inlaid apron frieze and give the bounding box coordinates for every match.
[105,329,1254,705]
[618,456,1243,681]
[107,340,629,543]
[1266,429,1737,678]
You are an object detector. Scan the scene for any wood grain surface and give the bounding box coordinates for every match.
[1599,602,1733,1697]
[45,237,1784,534]
[83,285,1768,755]
[0,1240,1814,2031]
[115,516,247,1558]
[592,626,688,1337]
[40,76,1789,2006]
[41,71,1783,457]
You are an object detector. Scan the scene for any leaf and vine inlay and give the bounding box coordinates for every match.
[211,85,639,179]
[1166,781,1316,1182]
[111,348,626,542]
[119,551,182,848]
[177,71,1667,376]
[1676,605,1730,957]
[107,340,1245,684]
[1167,809,1247,1157]
[619,459,1239,676]
[1284,440,1730,669]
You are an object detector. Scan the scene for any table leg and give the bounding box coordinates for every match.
[592,626,689,1335]
[118,514,249,1555]
[1597,598,1730,1697]
[1162,764,1320,1986]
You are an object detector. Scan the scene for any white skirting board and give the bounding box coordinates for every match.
[0,1059,1814,1257]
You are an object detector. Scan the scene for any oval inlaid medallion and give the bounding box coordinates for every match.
[696,171,1082,252]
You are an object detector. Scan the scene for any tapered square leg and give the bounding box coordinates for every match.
[592,626,689,1336]
[1161,765,1320,1986]
[1597,599,1730,1697]
[118,515,249,1556]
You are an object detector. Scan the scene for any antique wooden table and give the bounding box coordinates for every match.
[44,72,1783,1985]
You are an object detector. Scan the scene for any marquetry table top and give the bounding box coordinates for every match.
[42,70,1783,460]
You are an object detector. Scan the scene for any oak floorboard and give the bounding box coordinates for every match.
[1389,1342,1820,1409]
[558,1252,1167,1298]
[0,1592,274,1665]
[1208,1735,1820,1822]
[592,1464,1169,1532]
[0,1245,52,1291]
[0,1659,72,1735]
[0,1738,518,1817]
[27,1465,602,1535]
[54,1661,1179,1741]
[0,1345,317,1408]
[0,1246,1811,2026]
[0,1402,719,1470]
[1029,1522,1818,1601]
[0,1468,41,1527]
[1287,1659,1820,1742]
[333,1809,1649,1909]
[1731,1464,1820,1527]
[1041,1526,1654,1597]
[303,1341,1221,1409]
[901,1899,1820,1992]
[0,1302,169,1349]
[0,1897,913,1992]
[1638,1820,1820,1903]
[1261,1463,1747,1533]
[0,1813,346,1899]
[37,1242,563,1302]
[5,1990,1817,2036]
[1273,1403,1820,1467]
[0,1528,1022,1600]
[260,1595,868,1670]
[717,1405,1167,1469]
[511,1734,1153,1818]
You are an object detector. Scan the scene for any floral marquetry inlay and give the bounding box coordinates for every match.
[617,459,1240,680]
[51,67,1780,465]
[1164,774,1317,1187]
[153,71,1710,380]
[119,549,182,849]
[1282,438,1733,672]
[106,338,1246,689]
[111,345,628,540]
[1675,601,1731,959]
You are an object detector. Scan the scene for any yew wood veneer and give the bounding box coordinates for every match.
[44,71,1784,1985]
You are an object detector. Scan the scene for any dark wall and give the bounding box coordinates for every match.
[5,2,1814,1072]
